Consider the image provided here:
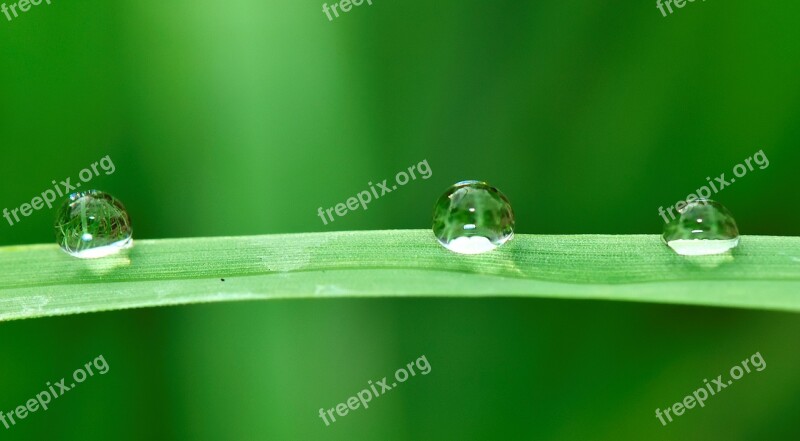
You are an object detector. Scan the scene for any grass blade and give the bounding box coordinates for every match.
[1,230,799,321]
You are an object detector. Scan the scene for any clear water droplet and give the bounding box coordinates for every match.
[54,190,133,259]
[662,199,739,256]
[432,180,514,254]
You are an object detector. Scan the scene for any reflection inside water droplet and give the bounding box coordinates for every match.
[662,199,739,256]
[432,180,515,255]
[54,190,133,259]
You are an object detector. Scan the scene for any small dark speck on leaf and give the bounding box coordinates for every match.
[221,279,225,282]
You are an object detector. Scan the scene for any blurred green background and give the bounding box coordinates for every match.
[1,0,799,439]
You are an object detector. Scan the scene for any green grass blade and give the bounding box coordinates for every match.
[1,230,799,321]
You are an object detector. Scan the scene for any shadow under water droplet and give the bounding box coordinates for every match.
[679,252,736,269]
[80,251,133,275]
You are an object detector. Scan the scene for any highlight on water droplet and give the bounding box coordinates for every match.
[54,190,133,259]
[662,199,739,256]
[432,180,515,254]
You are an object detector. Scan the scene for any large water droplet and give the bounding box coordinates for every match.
[662,199,739,256]
[432,180,514,254]
[54,190,133,259]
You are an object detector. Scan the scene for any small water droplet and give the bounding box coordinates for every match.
[663,199,739,256]
[432,180,514,254]
[54,190,133,259]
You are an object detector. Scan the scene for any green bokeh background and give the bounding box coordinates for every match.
[1,0,799,439]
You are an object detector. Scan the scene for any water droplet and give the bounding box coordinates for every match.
[432,180,514,254]
[662,199,739,256]
[54,190,133,259]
